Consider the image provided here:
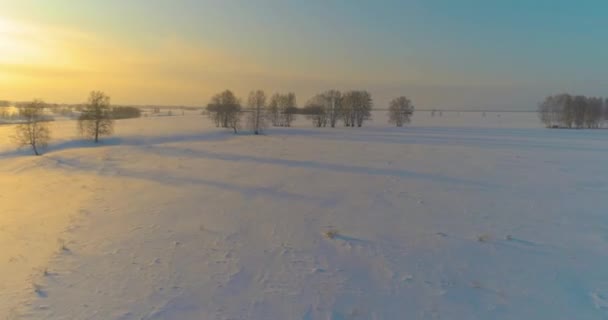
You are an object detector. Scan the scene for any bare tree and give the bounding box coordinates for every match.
[268,92,298,127]
[319,90,342,128]
[302,101,327,127]
[247,90,267,135]
[604,98,608,126]
[78,91,114,143]
[207,90,241,133]
[560,94,575,128]
[342,90,372,127]
[267,93,282,126]
[13,100,50,156]
[538,93,608,129]
[572,95,587,129]
[538,95,564,128]
[585,97,603,129]
[281,92,298,127]
[538,96,551,128]
[341,93,355,127]
[305,94,328,127]
[388,96,414,127]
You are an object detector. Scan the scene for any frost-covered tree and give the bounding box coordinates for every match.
[78,91,114,143]
[247,90,267,135]
[207,90,241,133]
[387,96,414,127]
[14,100,50,156]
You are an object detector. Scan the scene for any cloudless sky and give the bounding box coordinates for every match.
[1,0,607,109]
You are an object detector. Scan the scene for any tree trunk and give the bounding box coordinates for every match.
[94,120,99,143]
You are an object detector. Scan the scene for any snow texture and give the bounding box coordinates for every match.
[1,111,608,319]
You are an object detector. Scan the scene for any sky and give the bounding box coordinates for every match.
[1,0,607,109]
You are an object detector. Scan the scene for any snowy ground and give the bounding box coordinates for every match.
[2,111,608,319]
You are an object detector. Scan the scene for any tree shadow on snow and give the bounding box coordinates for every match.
[0,131,236,159]
[145,145,498,189]
[279,126,608,154]
[44,154,329,203]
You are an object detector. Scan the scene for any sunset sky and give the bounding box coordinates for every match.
[1,0,607,109]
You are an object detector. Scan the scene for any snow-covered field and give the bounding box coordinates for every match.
[2,111,608,319]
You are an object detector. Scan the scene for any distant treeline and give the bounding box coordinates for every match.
[538,94,608,129]
[206,89,414,133]
[1,104,142,121]
[112,106,142,119]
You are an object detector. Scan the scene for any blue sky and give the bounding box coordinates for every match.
[1,0,607,108]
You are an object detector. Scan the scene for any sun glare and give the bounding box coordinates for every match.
[0,17,32,63]
[0,17,66,67]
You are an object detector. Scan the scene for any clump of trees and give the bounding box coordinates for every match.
[342,90,373,127]
[112,106,141,119]
[300,90,374,128]
[247,90,267,135]
[301,103,327,127]
[388,96,414,127]
[539,94,607,129]
[204,89,418,131]
[0,108,21,122]
[206,90,242,133]
[302,94,328,127]
[78,91,114,143]
[49,106,77,118]
[305,90,342,128]
[13,100,51,156]
[268,92,298,127]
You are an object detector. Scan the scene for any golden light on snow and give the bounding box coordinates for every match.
[0,16,266,104]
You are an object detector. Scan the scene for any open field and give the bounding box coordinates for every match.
[1,112,608,319]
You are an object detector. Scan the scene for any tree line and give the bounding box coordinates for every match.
[206,89,414,134]
[538,94,608,129]
[10,89,415,156]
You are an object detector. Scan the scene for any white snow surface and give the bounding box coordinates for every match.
[1,111,608,319]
